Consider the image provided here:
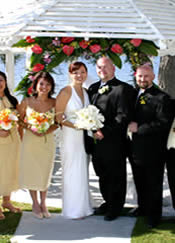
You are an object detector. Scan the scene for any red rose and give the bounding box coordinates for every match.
[89,44,101,53]
[111,44,123,54]
[61,37,75,43]
[31,44,43,54]
[130,39,142,47]
[32,63,45,72]
[27,85,33,95]
[62,45,74,56]
[26,36,35,43]
[79,40,89,49]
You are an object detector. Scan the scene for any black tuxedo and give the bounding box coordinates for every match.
[128,85,173,223]
[87,77,135,215]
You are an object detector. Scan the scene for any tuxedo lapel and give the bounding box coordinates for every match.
[91,82,101,105]
[92,78,118,104]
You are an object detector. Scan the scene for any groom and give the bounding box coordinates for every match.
[87,56,135,221]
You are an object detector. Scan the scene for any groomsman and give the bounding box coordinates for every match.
[87,56,135,221]
[128,64,173,228]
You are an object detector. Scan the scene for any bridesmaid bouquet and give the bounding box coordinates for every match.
[0,108,18,130]
[26,107,55,134]
[74,105,105,131]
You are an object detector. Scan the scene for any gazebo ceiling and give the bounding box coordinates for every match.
[1,0,175,54]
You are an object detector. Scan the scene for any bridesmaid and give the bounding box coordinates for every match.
[19,72,58,219]
[0,71,21,220]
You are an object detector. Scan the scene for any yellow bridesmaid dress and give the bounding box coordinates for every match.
[19,106,56,191]
[0,96,20,196]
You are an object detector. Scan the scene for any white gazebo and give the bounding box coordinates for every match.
[1,0,175,90]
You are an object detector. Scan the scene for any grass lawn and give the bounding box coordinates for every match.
[0,202,175,243]
[132,216,175,243]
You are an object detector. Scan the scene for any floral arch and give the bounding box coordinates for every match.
[13,36,158,97]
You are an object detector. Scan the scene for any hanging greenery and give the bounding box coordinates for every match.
[13,36,159,97]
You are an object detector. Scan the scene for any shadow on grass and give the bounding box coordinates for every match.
[0,212,22,243]
[131,216,175,243]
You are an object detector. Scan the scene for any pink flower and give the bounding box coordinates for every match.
[130,39,142,47]
[62,45,74,56]
[31,127,37,132]
[43,54,52,64]
[79,40,89,49]
[26,36,35,43]
[111,44,123,54]
[31,44,43,54]
[27,85,33,95]
[61,37,75,43]
[89,44,101,53]
[52,37,60,46]
[28,75,35,81]
[32,63,45,72]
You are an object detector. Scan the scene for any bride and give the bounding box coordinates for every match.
[56,61,93,219]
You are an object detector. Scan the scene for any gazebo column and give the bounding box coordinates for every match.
[5,50,15,93]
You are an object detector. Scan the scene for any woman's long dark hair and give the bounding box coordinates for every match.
[32,72,55,98]
[0,71,18,108]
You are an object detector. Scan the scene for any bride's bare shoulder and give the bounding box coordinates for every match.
[57,85,72,98]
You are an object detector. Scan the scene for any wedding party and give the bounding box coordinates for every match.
[1,0,175,242]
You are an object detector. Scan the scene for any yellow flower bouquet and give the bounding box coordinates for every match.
[0,108,18,130]
[26,107,54,134]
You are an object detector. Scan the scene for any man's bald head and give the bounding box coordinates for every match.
[96,56,115,82]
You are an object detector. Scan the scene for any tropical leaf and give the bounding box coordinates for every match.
[46,52,66,71]
[14,75,31,91]
[100,39,109,49]
[30,53,44,67]
[107,51,122,69]
[139,42,158,56]
[12,39,32,48]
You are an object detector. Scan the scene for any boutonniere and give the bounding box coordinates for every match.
[139,96,146,104]
[139,95,150,105]
[98,85,109,94]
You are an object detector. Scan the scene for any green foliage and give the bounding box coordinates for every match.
[139,42,158,56]
[131,217,175,243]
[108,51,122,68]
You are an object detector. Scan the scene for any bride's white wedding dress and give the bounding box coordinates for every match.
[60,86,93,219]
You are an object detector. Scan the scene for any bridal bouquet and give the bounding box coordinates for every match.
[74,105,105,131]
[26,107,55,134]
[0,108,18,130]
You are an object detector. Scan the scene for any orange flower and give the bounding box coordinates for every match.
[35,115,48,124]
